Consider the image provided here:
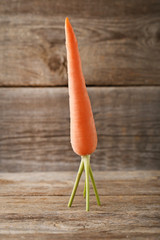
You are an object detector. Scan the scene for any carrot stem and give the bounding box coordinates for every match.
[83,179,86,198]
[68,154,100,211]
[89,166,101,206]
[68,159,84,207]
[83,155,90,211]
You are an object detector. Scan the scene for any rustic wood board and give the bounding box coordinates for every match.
[0,171,160,239]
[0,87,160,172]
[1,0,160,17]
[0,171,160,196]
[0,0,160,86]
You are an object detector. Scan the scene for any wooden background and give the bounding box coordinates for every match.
[0,0,160,172]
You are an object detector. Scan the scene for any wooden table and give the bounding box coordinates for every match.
[0,171,160,239]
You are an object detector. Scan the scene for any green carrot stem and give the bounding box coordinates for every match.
[83,155,90,211]
[89,166,101,206]
[68,154,100,211]
[68,159,84,207]
[83,179,86,198]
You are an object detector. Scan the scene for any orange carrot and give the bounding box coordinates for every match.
[65,17,100,211]
[65,17,97,156]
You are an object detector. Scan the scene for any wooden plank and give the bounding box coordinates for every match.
[0,171,159,196]
[0,171,159,239]
[0,233,160,240]
[0,135,160,172]
[0,87,160,172]
[0,195,160,234]
[1,0,160,17]
[0,0,160,86]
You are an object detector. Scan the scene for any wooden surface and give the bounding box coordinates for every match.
[0,171,160,239]
[0,87,160,172]
[0,0,160,86]
[0,0,160,172]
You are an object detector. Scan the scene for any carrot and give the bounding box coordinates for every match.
[65,17,101,211]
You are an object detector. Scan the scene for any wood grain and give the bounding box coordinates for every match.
[1,0,160,17]
[0,171,159,239]
[0,87,160,172]
[0,0,160,86]
[0,233,160,240]
[0,171,159,196]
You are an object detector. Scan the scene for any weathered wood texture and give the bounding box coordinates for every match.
[0,87,160,172]
[0,171,160,239]
[0,171,160,196]
[0,0,160,86]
